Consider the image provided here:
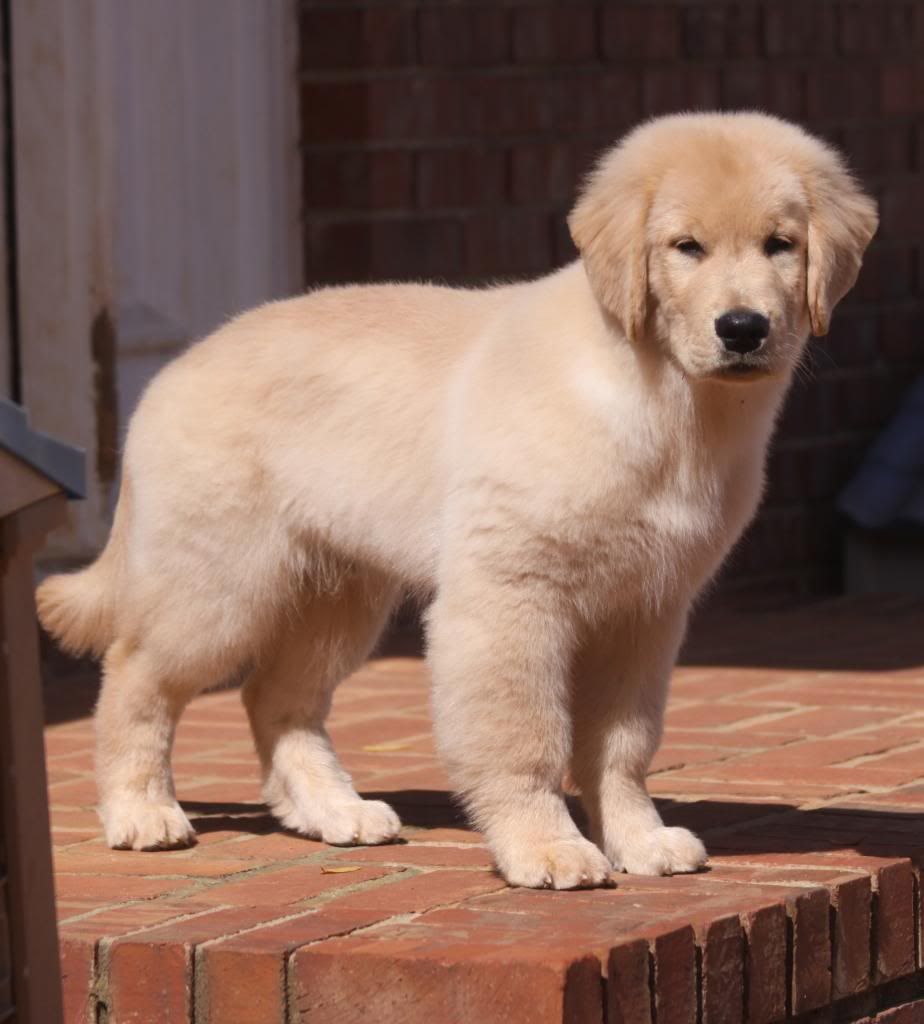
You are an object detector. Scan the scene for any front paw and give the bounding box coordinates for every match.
[614,826,707,876]
[495,835,612,890]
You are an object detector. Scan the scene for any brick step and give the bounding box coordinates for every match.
[45,598,924,1023]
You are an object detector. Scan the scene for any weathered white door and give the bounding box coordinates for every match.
[0,4,10,401]
[11,0,302,558]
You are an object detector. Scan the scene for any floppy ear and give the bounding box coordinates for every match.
[568,153,649,345]
[806,161,878,337]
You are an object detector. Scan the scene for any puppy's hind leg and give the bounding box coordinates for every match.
[96,640,201,850]
[242,568,402,846]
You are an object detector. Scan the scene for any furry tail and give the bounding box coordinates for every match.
[36,488,129,658]
[36,555,118,658]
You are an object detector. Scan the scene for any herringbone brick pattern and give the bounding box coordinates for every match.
[46,597,924,1022]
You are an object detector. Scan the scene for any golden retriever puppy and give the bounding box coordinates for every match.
[38,112,877,888]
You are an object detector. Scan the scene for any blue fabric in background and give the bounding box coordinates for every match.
[839,374,924,529]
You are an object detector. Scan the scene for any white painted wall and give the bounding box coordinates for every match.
[12,0,116,555]
[112,0,303,434]
[0,8,9,401]
[12,0,302,558]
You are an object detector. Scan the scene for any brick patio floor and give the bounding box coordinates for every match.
[44,596,924,1023]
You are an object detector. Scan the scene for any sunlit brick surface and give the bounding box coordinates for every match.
[46,597,924,1022]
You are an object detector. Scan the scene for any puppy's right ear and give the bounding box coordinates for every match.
[568,150,649,344]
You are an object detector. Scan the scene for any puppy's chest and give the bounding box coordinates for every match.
[576,457,740,603]
[556,365,773,608]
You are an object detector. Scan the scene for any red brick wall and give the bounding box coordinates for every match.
[299,1,924,601]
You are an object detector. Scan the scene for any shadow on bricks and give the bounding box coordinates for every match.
[176,789,924,868]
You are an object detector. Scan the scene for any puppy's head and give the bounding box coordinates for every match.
[569,113,878,382]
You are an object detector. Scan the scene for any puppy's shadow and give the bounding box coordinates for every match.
[180,800,277,836]
[181,791,467,836]
[361,789,468,829]
[182,793,924,866]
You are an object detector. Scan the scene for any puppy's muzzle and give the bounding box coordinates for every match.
[714,309,769,355]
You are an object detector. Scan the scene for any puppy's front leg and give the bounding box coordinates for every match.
[571,608,707,876]
[428,572,611,890]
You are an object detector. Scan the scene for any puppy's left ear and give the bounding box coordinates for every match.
[568,150,649,345]
[806,158,878,337]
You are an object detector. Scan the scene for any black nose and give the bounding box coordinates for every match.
[714,309,770,354]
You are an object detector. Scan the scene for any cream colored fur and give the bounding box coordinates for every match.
[37,113,877,888]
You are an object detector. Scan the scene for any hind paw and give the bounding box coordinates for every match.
[101,798,196,851]
[273,796,402,846]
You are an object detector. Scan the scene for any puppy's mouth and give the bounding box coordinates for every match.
[710,356,774,382]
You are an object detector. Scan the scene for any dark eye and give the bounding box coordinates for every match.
[765,235,794,256]
[675,239,705,256]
